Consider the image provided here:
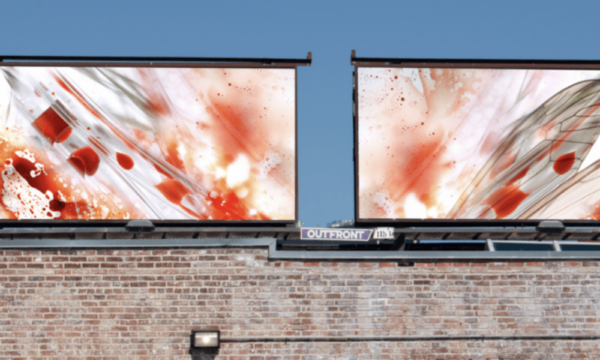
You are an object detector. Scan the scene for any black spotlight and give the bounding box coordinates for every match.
[191,329,220,349]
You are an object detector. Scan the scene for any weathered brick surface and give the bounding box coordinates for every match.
[215,341,600,359]
[0,248,599,359]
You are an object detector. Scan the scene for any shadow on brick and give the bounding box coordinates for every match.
[189,348,219,360]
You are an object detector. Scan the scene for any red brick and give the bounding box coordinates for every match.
[0,248,598,358]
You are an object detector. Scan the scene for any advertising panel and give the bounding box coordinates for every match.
[0,62,297,222]
[356,60,600,222]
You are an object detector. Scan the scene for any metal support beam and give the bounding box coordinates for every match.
[553,240,562,251]
[268,248,600,261]
[0,238,273,249]
[0,54,313,66]
[1,232,600,261]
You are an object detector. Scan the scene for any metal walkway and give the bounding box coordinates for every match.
[0,222,600,260]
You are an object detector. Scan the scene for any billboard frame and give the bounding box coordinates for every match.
[0,54,311,227]
[351,50,600,227]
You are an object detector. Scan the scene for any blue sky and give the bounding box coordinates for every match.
[1,0,600,226]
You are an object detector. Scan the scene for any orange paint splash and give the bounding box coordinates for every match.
[389,136,447,207]
[8,150,92,219]
[204,178,271,221]
[587,199,600,220]
[207,190,257,220]
[206,95,267,164]
[155,179,191,204]
[164,138,186,171]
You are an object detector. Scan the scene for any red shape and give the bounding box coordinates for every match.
[67,156,85,176]
[68,147,100,176]
[12,156,51,193]
[154,164,173,179]
[8,151,82,219]
[505,166,530,186]
[49,199,66,211]
[165,139,185,171]
[204,179,269,220]
[485,184,529,219]
[553,152,576,175]
[56,127,72,143]
[32,107,72,144]
[116,152,134,170]
[155,179,191,204]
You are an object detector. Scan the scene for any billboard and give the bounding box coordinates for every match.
[0,62,298,222]
[355,60,600,222]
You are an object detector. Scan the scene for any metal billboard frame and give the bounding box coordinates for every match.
[351,50,600,228]
[0,53,311,227]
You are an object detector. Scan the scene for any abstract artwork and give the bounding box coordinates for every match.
[0,66,296,220]
[358,66,600,220]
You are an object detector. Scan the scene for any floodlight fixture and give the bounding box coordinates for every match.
[191,330,220,349]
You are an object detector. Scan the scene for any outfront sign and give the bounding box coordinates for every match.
[373,227,394,239]
[300,227,373,241]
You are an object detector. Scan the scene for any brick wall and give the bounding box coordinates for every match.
[1,248,599,359]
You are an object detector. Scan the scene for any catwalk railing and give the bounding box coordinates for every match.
[0,222,599,260]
